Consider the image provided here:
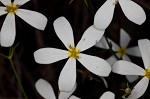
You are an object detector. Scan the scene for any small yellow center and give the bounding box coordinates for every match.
[68,45,80,59]
[117,48,127,56]
[144,69,150,79]
[6,4,19,14]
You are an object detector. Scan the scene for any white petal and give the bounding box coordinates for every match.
[119,0,146,25]
[35,79,56,99]
[94,0,115,29]
[110,39,120,51]
[99,91,115,99]
[59,83,77,99]
[120,29,131,48]
[0,0,11,6]
[16,9,47,30]
[58,58,76,92]
[0,7,8,15]
[76,25,104,52]
[34,48,68,64]
[95,36,119,51]
[13,0,30,6]
[95,36,109,49]
[112,60,145,76]
[129,77,149,98]
[69,96,81,99]
[138,39,150,69]
[106,55,118,65]
[126,96,137,99]
[78,53,111,77]
[0,14,16,47]
[127,46,141,57]
[53,16,74,49]
[116,53,121,59]
[122,55,131,62]
[126,75,139,83]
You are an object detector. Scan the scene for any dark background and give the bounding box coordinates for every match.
[0,0,150,99]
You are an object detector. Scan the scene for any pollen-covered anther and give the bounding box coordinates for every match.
[68,45,80,59]
[144,69,150,79]
[121,85,132,99]
[6,4,19,14]
[117,48,127,56]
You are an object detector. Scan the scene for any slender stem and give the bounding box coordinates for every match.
[0,44,28,99]
[0,53,8,59]
[9,59,28,99]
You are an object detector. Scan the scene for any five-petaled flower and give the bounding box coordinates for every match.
[95,29,141,65]
[34,16,111,92]
[0,0,48,47]
[35,79,115,99]
[95,29,141,82]
[112,39,150,99]
[94,0,146,29]
[35,79,79,99]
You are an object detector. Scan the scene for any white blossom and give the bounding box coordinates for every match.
[95,28,141,82]
[34,16,111,92]
[94,0,146,29]
[0,0,48,47]
[112,39,150,98]
[35,79,79,99]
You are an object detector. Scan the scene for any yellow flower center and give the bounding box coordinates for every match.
[117,48,127,56]
[144,69,150,79]
[68,45,80,59]
[6,4,19,14]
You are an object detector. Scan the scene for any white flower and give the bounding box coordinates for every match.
[112,39,150,98]
[34,16,111,92]
[99,91,115,99]
[94,0,146,29]
[95,29,141,82]
[69,96,81,99]
[35,79,79,99]
[70,91,115,99]
[35,79,115,99]
[0,0,48,47]
[95,29,141,65]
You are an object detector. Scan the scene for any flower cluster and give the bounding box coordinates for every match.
[0,0,149,99]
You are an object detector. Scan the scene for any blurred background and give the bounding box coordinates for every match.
[0,0,150,99]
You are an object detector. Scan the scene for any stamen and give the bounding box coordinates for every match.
[6,4,19,14]
[144,69,150,79]
[121,83,132,99]
[68,45,80,59]
[117,48,127,56]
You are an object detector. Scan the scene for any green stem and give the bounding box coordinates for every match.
[0,53,8,59]
[104,35,120,60]
[9,59,28,99]
[0,44,28,99]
